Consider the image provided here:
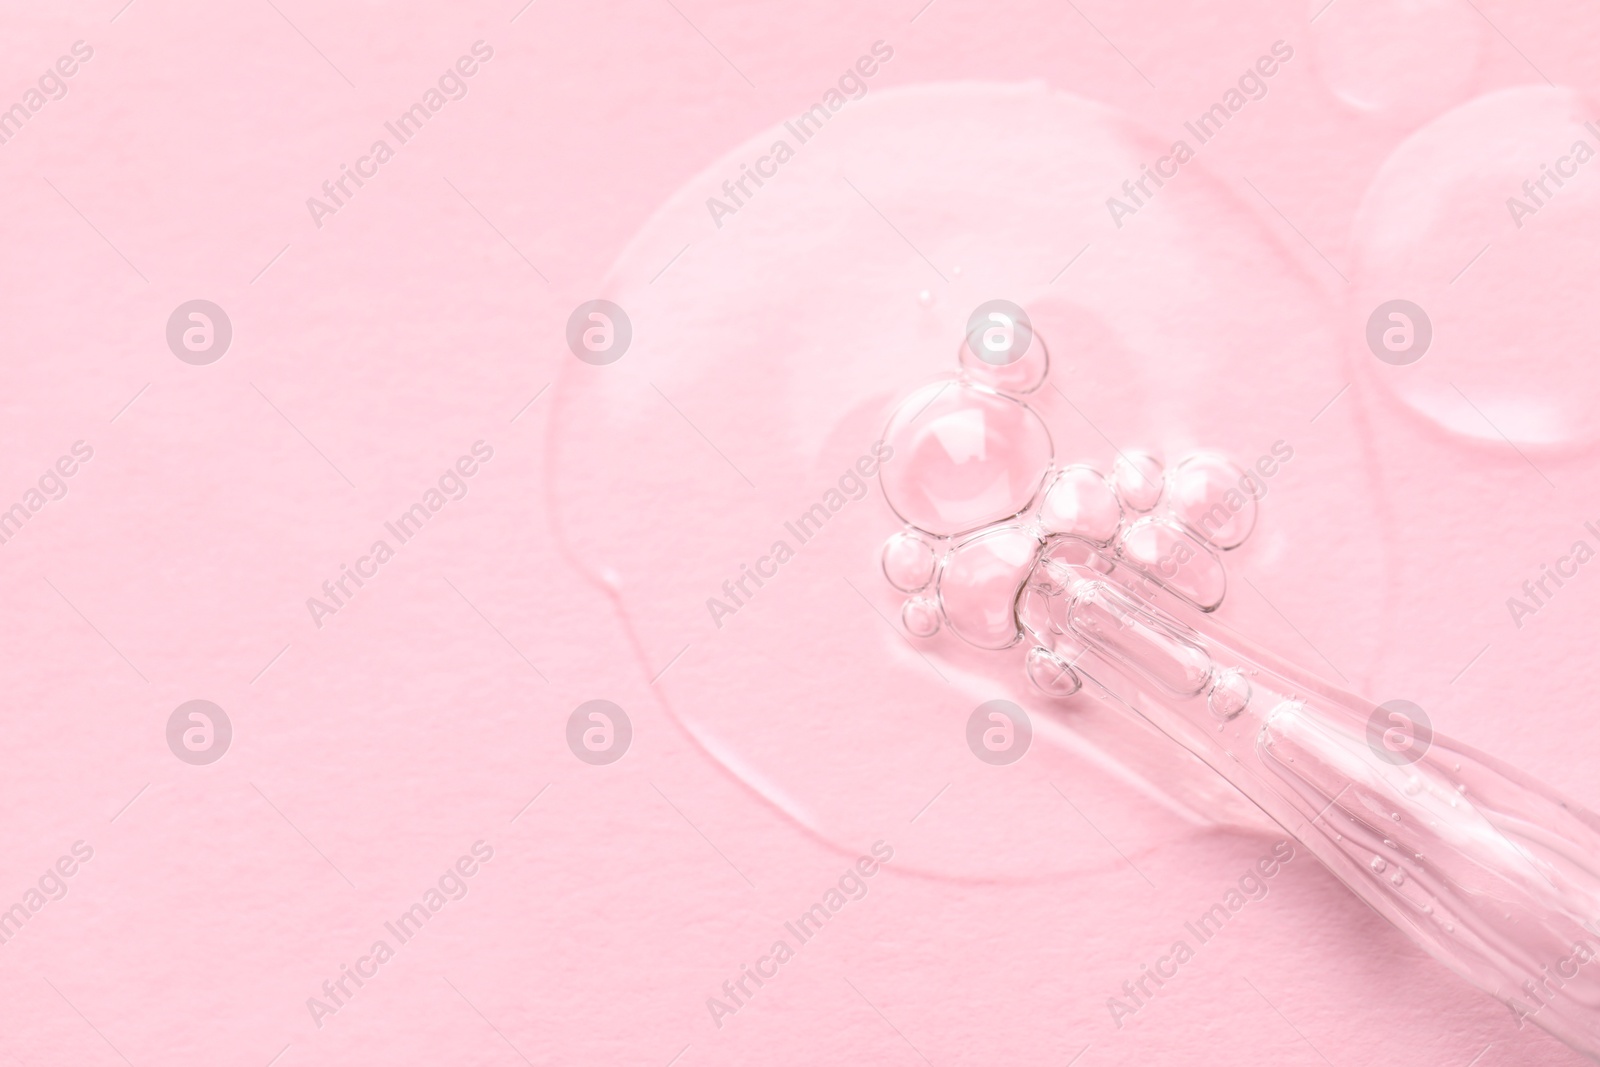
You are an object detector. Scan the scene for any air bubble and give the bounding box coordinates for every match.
[879,380,1053,537]
[1111,452,1164,512]
[1170,454,1259,550]
[882,531,937,592]
[938,526,1039,649]
[1371,856,1388,873]
[902,596,941,638]
[1117,518,1226,611]
[1039,466,1122,543]
[1208,668,1251,721]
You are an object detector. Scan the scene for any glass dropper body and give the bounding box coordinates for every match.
[1022,535,1600,1059]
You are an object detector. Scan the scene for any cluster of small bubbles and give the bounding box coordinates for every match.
[1207,668,1252,721]
[1371,856,1388,873]
[1111,452,1164,512]
[902,597,941,638]
[1025,646,1082,698]
[882,530,937,592]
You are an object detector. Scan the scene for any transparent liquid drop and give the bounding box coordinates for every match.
[1309,0,1484,120]
[1039,466,1122,543]
[548,83,1386,883]
[1025,646,1082,697]
[1372,856,1388,873]
[938,526,1040,649]
[880,380,1053,537]
[1111,452,1164,512]
[1351,86,1600,449]
[902,596,941,638]
[882,530,937,592]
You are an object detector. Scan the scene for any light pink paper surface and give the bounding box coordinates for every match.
[2,2,1599,1064]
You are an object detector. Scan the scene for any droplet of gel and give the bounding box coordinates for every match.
[1208,668,1251,721]
[1039,466,1122,543]
[1025,646,1081,697]
[1110,452,1164,512]
[882,531,937,592]
[1169,454,1259,550]
[880,380,1053,536]
[938,525,1040,649]
[1309,0,1484,120]
[1351,87,1600,447]
[1371,856,1388,873]
[902,596,941,638]
[1391,870,1405,886]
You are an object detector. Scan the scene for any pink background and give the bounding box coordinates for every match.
[3,1,1600,1064]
